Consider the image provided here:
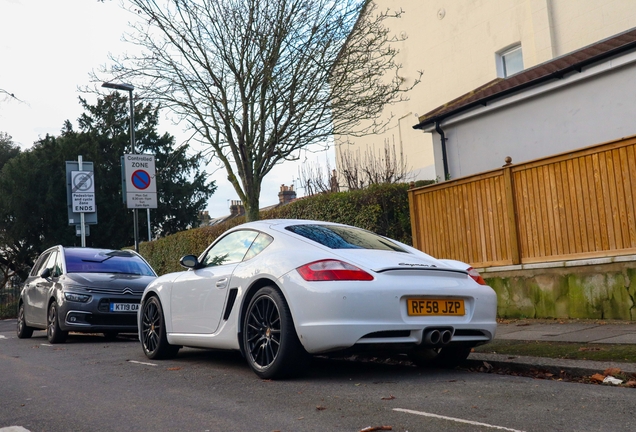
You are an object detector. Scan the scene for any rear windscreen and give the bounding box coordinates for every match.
[285,224,406,252]
[65,249,156,276]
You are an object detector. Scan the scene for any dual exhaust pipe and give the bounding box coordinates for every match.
[423,328,453,346]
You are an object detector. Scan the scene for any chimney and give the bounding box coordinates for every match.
[278,184,297,205]
[198,210,210,226]
[229,200,245,216]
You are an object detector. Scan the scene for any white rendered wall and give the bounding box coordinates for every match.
[431,56,636,179]
[335,0,636,182]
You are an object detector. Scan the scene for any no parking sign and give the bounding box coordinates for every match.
[123,154,157,208]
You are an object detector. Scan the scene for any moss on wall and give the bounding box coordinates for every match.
[486,262,636,321]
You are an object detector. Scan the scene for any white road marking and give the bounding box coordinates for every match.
[0,335,7,339]
[394,408,525,432]
[128,360,157,367]
[40,344,53,347]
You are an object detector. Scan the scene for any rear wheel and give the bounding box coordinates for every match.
[16,303,34,339]
[242,286,307,379]
[410,345,472,368]
[47,301,68,344]
[140,296,179,359]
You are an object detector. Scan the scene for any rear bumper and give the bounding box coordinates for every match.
[280,271,498,354]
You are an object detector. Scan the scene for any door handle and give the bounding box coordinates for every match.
[215,278,228,288]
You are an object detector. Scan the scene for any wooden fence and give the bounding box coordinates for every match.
[408,135,636,268]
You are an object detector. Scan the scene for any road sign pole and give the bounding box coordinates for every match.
[78,155,86,247]
[147,209,151,241]
[129,89,140,253]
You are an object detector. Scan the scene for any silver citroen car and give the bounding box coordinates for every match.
[17,246,156,343]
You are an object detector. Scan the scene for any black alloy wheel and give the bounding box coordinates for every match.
[47,301,68,344]
[243,286,306,379]
[16,303,34,339]
[141,296,179,359]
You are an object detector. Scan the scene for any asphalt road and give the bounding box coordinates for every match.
[1,320,636,432]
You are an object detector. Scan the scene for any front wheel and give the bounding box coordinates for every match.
[47,302,68,344]
[140,296,179,359]
[242,286,307,379]
[410,345,472,368]
[17,303,34,339]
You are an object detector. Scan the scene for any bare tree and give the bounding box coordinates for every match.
[94,0,420,220]
[298,137,412,195]
[297,158,339,196]
[0,89,24,104]
[338,138,412,190]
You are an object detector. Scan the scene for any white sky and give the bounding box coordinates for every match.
[0,0,333,218]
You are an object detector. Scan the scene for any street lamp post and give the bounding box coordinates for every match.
[101,82,139,252]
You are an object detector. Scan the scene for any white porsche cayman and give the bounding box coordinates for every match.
[139,219,497,379]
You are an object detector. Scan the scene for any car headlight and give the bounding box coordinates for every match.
[64,292,92,303]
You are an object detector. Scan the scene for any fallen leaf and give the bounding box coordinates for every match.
[359,427,392,432]
[166,367,181,371]
[604,368,622,376]
[316,406,327,411]
[625,381,636,388]
[516,323,530,327]
[381,395,395,400]
[590,373,605,383]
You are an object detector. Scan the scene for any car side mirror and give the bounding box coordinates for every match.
[40,268,51,279]
[179,255,200,269]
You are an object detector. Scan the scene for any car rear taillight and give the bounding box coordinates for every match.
[296,259,374,281]
[467,267,486,285]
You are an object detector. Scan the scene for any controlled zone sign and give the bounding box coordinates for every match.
[123,154,157,209]
[71,171,96,213]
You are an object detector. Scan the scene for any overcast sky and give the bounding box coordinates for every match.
[0,0,332,218]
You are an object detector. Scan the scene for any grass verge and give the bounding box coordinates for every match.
[473,339,636,363]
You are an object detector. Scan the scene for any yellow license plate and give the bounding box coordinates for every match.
[407,299,465,316]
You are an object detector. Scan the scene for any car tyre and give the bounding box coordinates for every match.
[47,301,68,344]
[16,303,34,339]
[242,286,307,379]
[141,296,179,359]
[410,345,472,368]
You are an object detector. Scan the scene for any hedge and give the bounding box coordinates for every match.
[140,182,421,275]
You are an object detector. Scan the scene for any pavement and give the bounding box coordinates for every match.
[3,318,636,377]
[469,319,636,377]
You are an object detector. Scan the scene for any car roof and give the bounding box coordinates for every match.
[236,219,343,230]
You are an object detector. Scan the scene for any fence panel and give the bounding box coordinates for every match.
[409,135,636,267]
[409,171,514,267]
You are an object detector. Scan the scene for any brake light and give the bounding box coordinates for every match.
[296,259,374,281]
[466,267,486,285]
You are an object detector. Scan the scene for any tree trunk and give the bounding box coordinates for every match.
[244,195,261,222]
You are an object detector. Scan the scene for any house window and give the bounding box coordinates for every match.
[497,44,524,78]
